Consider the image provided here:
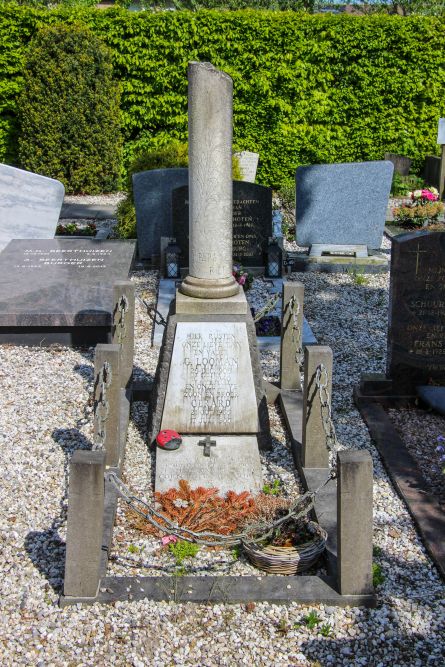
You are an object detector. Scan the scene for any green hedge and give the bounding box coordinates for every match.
[18,22,121,193]
[1,6,445,187]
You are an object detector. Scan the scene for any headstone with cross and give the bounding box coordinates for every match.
[387,231,445,393]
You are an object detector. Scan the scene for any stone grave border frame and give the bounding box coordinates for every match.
[60,280,377,608]
[354,377,445,581]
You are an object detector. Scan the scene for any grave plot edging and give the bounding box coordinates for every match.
[354,386,445,581]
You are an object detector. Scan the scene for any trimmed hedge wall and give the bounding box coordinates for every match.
[1,6,445,187]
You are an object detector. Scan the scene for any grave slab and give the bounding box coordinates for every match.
[155,435,263,494]
[0,164,64,252]
[133,168,188,261]
[0,238,135,346]
[161,321,259,433]
[296,161,393,249]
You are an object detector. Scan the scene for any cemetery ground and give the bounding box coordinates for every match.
[0,234,444,666]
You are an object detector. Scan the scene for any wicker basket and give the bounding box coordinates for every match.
[242,520,327,575]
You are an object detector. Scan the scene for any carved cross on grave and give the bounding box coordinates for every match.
[407,242,429,277]
[198,435,216,457]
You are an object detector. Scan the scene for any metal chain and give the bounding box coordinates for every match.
[115,294,129,344]
[94,360,112,450]
[253,292,280,323]
[315,363,340,475]
[289,295,304,369]
[106,471,334,547]
[137,296,167,327]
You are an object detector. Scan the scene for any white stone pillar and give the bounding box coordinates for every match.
[180,62,239,300]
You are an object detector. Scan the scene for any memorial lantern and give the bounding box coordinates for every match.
[266,238,282,278]
[165,239,181,279]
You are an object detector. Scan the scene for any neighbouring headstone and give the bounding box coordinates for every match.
[234,150,259,183]
[384,153,412,177]
[0,164,65,253]
[296,161,394,249]
[387,231,445,393]
[172,181,272,268]
[0,238,135,346]
[133,168,188,261]
[437,118,445,145]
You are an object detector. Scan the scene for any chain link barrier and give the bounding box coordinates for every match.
[106,471,334,548]
[93,360,112,450]
[253,292,280,323]
[289,294,304,370]
[137,296,167,328]
[115,294,129,344]
[315,362,340,475]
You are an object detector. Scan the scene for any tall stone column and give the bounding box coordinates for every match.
[180,62,239,300]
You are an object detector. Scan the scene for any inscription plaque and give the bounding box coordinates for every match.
[172,181,272,268]
[161,322,258,433]
[387,231,445,392]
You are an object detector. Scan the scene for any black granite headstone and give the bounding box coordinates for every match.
[172,181,272,268]
[388,231,445,393]
[133,168,188,261]
[0,238,135,346]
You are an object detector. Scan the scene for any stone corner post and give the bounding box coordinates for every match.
[94,343,121,467]
[337,450,373,596]
[63,450,106,599]
[302,344,332,468]
[112,280,135,388]
[280,279,304,391]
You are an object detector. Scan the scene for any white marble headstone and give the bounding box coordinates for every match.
[0,164,65,253]
[437,118,445,145]
[234,151,259,183]
[161,321,259,433]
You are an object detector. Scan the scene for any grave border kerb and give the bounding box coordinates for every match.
[354,378,445,582]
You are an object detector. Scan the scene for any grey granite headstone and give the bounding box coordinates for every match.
[387,231,445,393]
[172,180,272,268]
[296,161,393,249]
[0,164,65,253]
[0,238,135,346]
[133,168,188,260]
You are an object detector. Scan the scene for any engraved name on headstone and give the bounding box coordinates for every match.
[161,322,258,433]
[387,231,445,392]
[172,181,272,268]
[0,239,135,346]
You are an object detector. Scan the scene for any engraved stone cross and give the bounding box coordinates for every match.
[198,435,216,457]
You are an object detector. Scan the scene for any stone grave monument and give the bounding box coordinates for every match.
[149,62,269,494]
[387,231,445,395]
[294,161,393,272]
[0,164,65,253]
[133,168,188,262]
[0,238,135,346]
[172,180,272,270]
[234,150,259,182]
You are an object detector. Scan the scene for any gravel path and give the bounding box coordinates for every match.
[1,252,445,665]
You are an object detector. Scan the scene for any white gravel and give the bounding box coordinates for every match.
[1,240,445,665]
